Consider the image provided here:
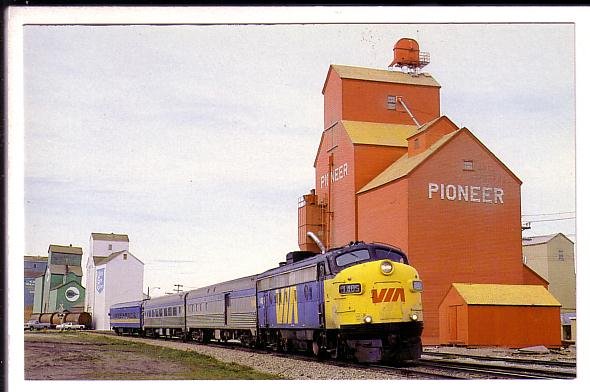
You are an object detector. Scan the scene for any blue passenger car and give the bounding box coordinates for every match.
[109,300,145,336]
[143,293,186,338]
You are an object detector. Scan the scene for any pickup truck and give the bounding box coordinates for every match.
[24,320,52,331]
[56,322,85,331]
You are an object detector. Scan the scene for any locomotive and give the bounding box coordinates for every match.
[109,241,423,362]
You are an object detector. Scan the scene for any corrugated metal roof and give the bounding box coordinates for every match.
[330,65,441,87]
[91,232,129,242]
[342,120,417,147]
[48,245,83,255]
[358,129,459,193]
[452,283,561,306]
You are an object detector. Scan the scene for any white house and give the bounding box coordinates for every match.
[85,233,144,330]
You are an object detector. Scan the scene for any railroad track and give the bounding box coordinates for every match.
[423,350,577,368]
[416,358,576,379]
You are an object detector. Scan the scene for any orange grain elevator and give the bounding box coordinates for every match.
[297,38,558,346]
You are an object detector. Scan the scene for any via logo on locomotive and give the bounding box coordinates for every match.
[371,287,406,303]
[275,286,298,324]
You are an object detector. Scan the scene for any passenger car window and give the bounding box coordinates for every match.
[335,249,370,266]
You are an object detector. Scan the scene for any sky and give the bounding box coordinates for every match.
[12,12,579,297]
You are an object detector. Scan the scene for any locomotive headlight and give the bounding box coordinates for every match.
[364,315,373,324]
[380,261,394,275]
[410,313,419,321]
[411,280,423,292]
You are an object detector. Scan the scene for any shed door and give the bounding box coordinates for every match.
[448,305,459,342]
[449,305,459,343]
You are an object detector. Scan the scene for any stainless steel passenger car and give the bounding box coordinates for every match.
[185,275,257,345]
[143,293,185,338]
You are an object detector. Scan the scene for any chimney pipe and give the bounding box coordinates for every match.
[307,231,326,254]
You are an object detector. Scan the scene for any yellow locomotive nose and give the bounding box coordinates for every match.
[324,259,423,328]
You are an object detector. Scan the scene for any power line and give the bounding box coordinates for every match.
[522,211,575,217]
[525,217,575,223]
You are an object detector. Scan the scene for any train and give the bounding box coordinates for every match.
[109,241,424,363]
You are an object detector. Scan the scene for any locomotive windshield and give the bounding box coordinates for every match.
[335,249,371,266]
[333,244,408,271]
[374,247,407,264]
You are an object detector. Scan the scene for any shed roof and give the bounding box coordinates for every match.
[342,120,417,147]
[358,129,459,193]
[324,65,441,93]
[48,245,83,255]
[91,232,129,242]
[452,283,561,306]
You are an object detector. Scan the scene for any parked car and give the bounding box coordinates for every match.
[56,322,85,331]
[24,320,51,331]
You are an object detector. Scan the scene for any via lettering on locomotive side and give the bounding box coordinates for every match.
[275,286,299,324]
[371,288,406,303]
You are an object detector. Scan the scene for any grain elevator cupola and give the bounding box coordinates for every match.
[389,38,430,73]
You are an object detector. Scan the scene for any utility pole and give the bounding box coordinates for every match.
[173,284,184,293]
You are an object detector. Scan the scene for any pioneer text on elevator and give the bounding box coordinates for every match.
[428,183,504,204]
[320,163,349,188]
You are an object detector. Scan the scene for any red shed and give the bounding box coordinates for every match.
[439,283,562,348]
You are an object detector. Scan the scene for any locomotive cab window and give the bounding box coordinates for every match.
[335,249,371,267]
[374,248,407,264]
